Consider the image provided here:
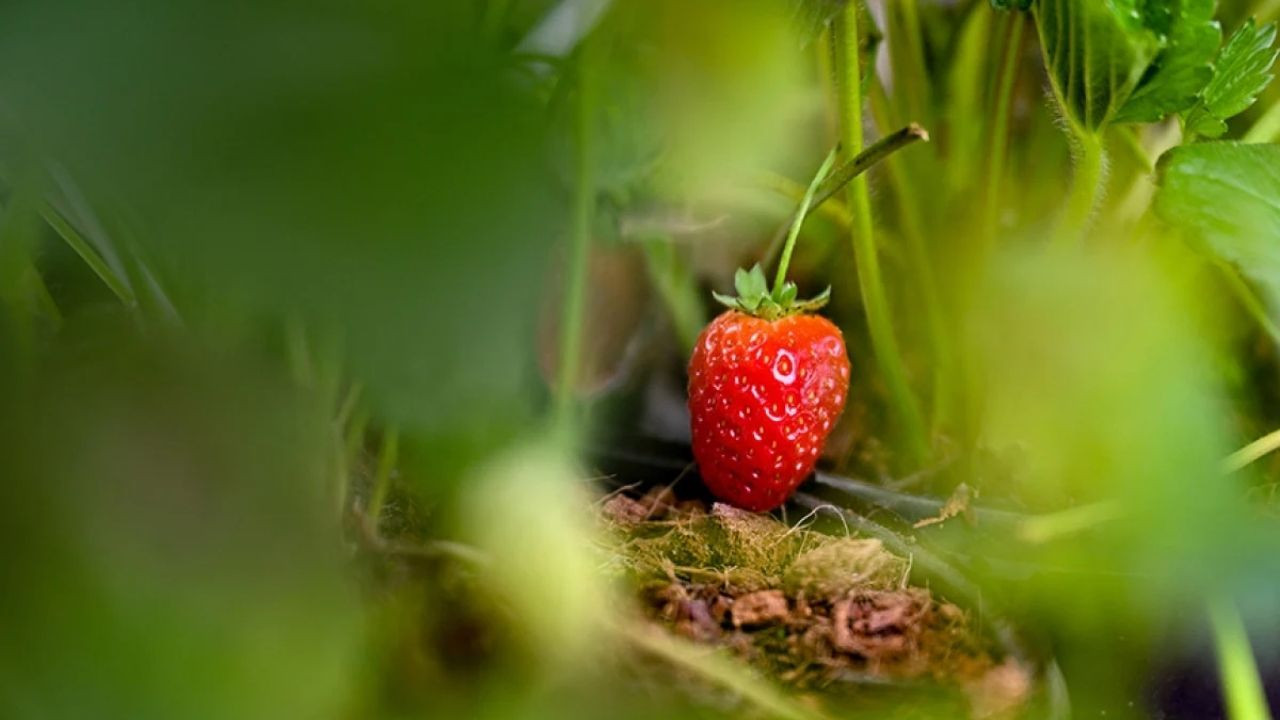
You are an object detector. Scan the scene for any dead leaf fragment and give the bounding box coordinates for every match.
[914,483,976,529]
[731,590,789,627]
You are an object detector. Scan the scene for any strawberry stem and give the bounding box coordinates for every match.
[772,147,838,296]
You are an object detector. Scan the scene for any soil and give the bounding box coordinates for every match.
[598,486,1033,718]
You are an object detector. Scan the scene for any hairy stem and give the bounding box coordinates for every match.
[834,5,929,466]
[1060,131,1107,242]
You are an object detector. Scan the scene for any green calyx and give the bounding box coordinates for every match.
[712,264,830,320]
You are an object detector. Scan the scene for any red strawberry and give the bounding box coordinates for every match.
[688,265,850,511]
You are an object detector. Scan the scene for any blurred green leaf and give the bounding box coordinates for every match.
[1155,142,1280,301]
[1113,0,1219,124]
[969,244,1262,708]
[0,1,560,468]
[597,0,806,200]
[1184,19,1279,138]
[457,442,613,673]
[1209,597,1275,720]
[0,320,359,720]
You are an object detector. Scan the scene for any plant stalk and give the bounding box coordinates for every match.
[1218,260,1280,348]
[758,124,928,271]
[1209,596,1273,720]
[982,12,1025,245]
[886,0,931,128]
[834,5,929,466]
[23,264,62,326]
[1223,425,1280,474]
[1060,131,1107,242]
[773,148,838,293]
[1244,100,1280,143]
[811,124,930,210]
[866,80,954,434]
[640,237,705,356]
[367,426,399,532]
[554,42,597,444]
[338,406,370,518]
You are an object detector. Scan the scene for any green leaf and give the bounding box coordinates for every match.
[1033,0,1162,131]
[746,263,769,298]
[790,286,832,313]
[1154,142,1280,300]
[1183,20,1279,138]
[1113,0,1219,124]
[791,0,845,42]
[712,290,740,310]
[733,267,751,297]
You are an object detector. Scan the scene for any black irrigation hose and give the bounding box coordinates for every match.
[811,470,1029,527]
[590,443,1034,527]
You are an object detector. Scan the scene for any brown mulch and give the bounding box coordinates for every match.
[598,486,1032,718]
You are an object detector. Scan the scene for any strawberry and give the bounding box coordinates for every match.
[688,265,850,512]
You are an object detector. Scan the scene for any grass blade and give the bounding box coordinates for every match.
[41,204,135,306]
[554,41,597,442]
[1209,596,1274,720]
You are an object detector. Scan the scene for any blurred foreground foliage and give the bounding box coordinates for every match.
[0,0,1279,719]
